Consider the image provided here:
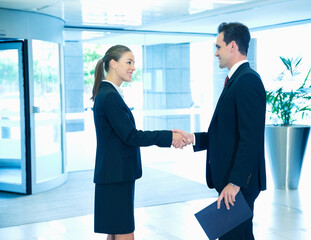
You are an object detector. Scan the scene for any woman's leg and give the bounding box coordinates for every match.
[107,234,116,240]
[115,232,134,240]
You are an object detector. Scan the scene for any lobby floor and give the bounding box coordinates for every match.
[0,188,310,240]
[1,143,311,240]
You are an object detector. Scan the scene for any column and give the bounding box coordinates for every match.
[63,42,85,132]
[143,43,194,132]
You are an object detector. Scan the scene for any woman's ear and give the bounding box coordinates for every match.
[110,59,117,69]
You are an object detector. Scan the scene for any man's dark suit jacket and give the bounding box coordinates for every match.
[93,81,172,184]
[194,62,266,194]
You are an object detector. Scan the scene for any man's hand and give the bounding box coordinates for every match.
[217,183,240,210]
[172,129,194,144]
[172,132,189,149]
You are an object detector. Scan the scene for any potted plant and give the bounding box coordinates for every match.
[265,56,311,190]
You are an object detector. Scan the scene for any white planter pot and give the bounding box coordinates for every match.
[265,125,310,190]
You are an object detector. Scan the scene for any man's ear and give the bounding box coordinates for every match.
[230,40,238,52]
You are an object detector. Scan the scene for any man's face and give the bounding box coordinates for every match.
[215,32,231,69]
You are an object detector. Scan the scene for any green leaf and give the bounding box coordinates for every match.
[266,56,311,125]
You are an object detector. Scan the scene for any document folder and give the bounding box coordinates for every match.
[194,191,252,240]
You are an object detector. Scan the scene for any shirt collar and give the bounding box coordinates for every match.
[102,80,124,99]
[227,60,248,79]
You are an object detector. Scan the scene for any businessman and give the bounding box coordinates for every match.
[175,22,266,239]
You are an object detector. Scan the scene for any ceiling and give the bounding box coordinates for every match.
[0,0,310,43]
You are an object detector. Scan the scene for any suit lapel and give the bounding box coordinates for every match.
[209,63,250,125]
[102,81,135,125]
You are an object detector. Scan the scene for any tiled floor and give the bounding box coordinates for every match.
[1,144,311,240]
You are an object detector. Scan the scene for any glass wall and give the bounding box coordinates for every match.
[65,23,311,186]
[65,33,215,185]
[254,22,311,125]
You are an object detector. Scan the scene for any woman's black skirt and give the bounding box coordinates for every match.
[94,181,135,234]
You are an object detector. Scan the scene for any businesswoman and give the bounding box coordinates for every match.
[91,45,185,240]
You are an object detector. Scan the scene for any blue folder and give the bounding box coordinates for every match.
[194,191,253,240]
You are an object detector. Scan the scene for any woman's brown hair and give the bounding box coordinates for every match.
[91,45,132,101]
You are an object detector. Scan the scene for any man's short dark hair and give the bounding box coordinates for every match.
[218,22,250,56]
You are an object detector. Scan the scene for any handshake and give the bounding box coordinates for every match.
[171,129,194,149]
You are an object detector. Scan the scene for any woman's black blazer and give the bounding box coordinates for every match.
[93,81,172,184]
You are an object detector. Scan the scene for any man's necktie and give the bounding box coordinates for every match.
[223,76,229,89]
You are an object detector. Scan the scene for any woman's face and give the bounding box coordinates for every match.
[114,51,136,83]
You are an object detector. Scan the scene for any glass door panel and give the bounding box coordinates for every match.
[32,40,63,184]
[0,41,26,193]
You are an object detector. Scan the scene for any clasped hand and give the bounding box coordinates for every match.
[171,129,194,149]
